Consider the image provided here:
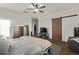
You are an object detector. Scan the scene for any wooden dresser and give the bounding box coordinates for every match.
[13,26,24,38]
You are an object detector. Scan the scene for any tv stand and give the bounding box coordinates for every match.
[39,32,49,39]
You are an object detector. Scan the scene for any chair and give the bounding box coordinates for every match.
[68,37,79,51]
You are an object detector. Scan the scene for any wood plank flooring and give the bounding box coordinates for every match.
[49,39,79,55]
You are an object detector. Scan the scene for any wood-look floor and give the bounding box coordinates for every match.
[49,39,79,55]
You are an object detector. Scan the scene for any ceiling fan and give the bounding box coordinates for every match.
[23,3,46,13]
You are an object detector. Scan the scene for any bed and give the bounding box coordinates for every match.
[19,36,52,50]
[0,36,52,55]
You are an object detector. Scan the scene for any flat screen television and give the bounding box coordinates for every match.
[74,27,79,37]
[40,27,47,33]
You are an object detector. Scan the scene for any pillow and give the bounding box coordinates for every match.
[0,35,4,40]
[0,35,8,40]
[0,39,10,54]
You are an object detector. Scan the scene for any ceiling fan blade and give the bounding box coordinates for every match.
[26,8,34,10]
[23,10,29,13]
[39,10,44,13]
[31,3,35,7]
[39,5,46,9]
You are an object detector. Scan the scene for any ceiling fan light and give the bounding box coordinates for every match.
[34,9,38,12]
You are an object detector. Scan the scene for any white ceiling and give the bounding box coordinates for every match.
[0,3,79,14]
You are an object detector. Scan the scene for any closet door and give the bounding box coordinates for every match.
[52,17,62,41]
[13,26,24,38]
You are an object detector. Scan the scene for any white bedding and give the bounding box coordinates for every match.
[0,39,10,54]
[7,37,43,55]
[0,36,52,55]
[19,36,52,50]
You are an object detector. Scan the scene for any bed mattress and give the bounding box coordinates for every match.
[20,36,52,50]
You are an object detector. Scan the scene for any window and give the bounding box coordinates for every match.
[0,20,10,37]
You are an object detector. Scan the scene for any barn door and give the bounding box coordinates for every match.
[52,17,62,41]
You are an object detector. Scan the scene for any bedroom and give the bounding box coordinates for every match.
[0,3,79,55]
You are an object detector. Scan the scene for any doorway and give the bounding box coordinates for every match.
[24,25,29,36]
[34,25,37,35]
[32,17,38,36]
[52,17,62,41]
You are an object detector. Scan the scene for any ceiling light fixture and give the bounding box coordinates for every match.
[23,3,46,13]
[34,9,39,12]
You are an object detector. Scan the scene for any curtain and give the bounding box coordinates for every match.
[0,20,10,37]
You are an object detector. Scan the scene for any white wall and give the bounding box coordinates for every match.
[0,7,79,41]
[0,8,32,38]
[62,16,79,41]
[38,14,52,39]
[38,8,79,42]
[53,9,79,42]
